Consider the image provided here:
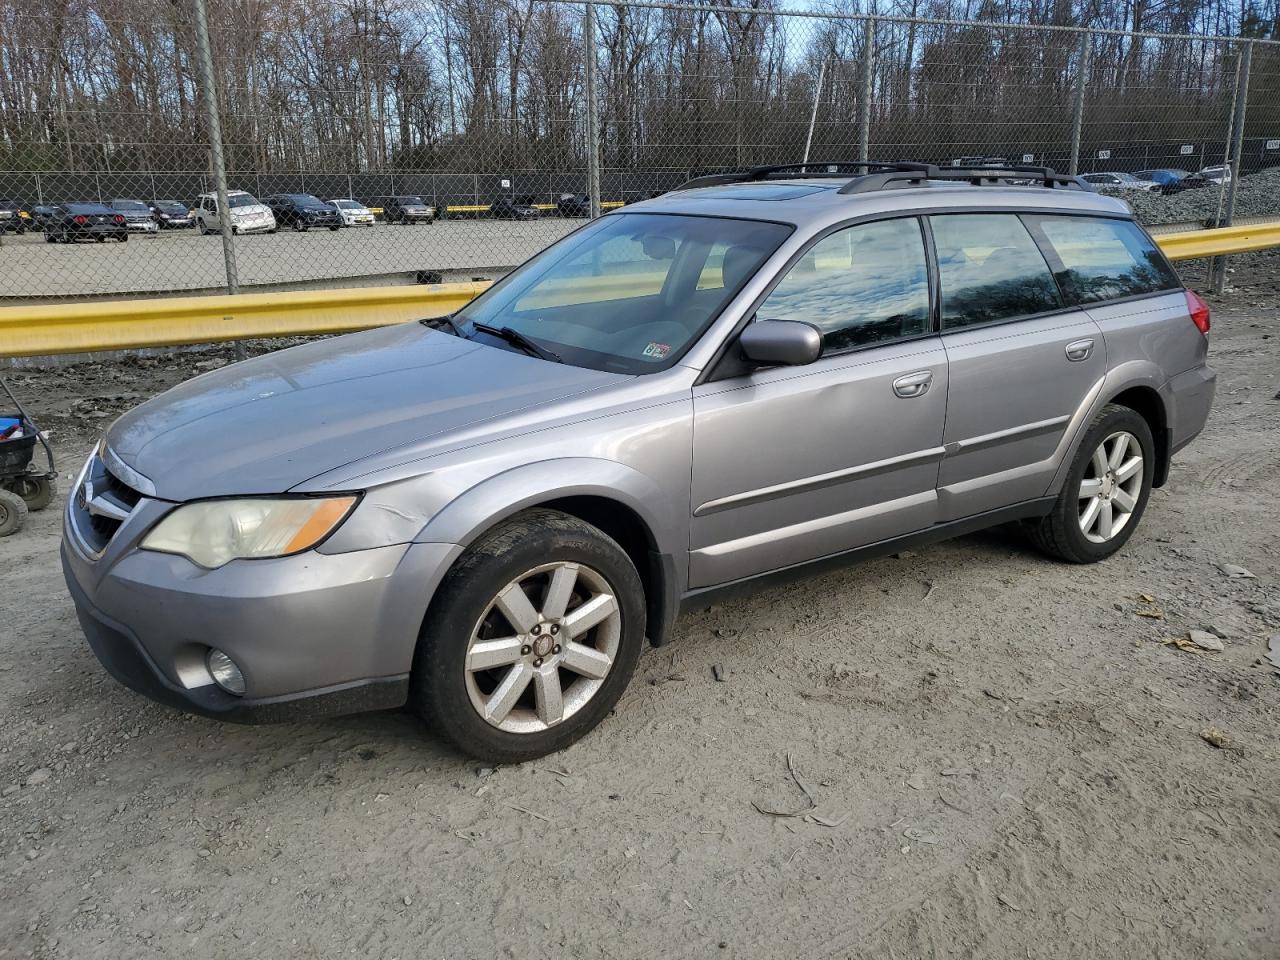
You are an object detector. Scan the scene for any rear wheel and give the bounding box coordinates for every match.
[1026,403,1154,563]
[0,489,27,537]
[412,508,646,763]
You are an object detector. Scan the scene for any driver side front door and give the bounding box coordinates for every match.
[689,216,948,589]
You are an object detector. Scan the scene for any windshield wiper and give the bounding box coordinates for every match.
[471,322,563,363]
[419,313,466,338]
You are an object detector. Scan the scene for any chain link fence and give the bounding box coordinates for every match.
[1,0,1277,304]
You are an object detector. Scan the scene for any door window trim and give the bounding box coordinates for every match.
[700,206,1182,383]
[704,213,938,382]
[927,211,1066,333]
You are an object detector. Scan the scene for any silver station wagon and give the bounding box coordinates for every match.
[62,162,1216,762]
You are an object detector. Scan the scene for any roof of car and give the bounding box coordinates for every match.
[623,175,1132,228]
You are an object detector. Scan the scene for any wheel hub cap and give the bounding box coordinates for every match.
[1077,430,1143,544]
[463,561,622,735]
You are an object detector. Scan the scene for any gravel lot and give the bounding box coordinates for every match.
[1,256,1278,959]
[0,219,578,301]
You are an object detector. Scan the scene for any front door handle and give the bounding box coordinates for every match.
[892,370,933,399]
[1065,338,1095,362]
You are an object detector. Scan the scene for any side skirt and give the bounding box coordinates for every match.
[678,497,1056,615]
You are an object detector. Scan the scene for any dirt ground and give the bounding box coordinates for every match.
[2,256,1278,960]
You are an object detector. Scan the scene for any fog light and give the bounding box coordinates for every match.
[207,649,246,696]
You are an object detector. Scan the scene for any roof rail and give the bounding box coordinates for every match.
[674,161,932,191]
[673,160,1086,195]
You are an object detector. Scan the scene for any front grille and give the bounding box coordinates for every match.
[71,452,143,556]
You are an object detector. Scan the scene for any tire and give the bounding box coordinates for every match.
[0,488,27,537]
[1025,403,1154,563]
[45,231,56,244]
[412,508,646,763]
[5,475,54,511]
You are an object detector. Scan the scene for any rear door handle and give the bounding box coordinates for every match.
[892,370,933,399]
[1065,338,1095,362]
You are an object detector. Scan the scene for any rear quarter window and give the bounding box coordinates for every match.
[1033,216,1180,304]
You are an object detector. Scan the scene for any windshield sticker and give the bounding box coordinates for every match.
[642,342,671,360]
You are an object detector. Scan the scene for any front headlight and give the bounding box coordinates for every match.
[140,496,357,569]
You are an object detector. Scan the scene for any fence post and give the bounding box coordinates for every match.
[584,2,602,217]
[1212,40,1252,295]
[191,0,239,297]
[858,18,873,164]
[1069,31,1090,176]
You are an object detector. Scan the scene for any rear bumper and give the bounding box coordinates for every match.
[1168,363,1217,454]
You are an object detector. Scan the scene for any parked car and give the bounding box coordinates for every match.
[329,198,375,227]
[1133,169,1191,195]
[61,161,1215,763]
[28,205,59,231]
[489,195,539,220]
[110,199,160,234]
[557,193,591,217]
[264,193,342,231]
[0,200,30,234]
[1080,172,1160,193]
[193,190,276,235]
[44,202,128,243]
[1198,164,1232,184]
[375,195,435,224]
[149,200,194,229]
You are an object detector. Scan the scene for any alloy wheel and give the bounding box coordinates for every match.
[1078,430,1143,543]
[464,561,621,734]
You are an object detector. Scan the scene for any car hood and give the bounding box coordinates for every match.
[105,324,630,500]
[230,204,271,218]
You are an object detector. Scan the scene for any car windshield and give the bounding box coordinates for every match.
[65,203,113,214]
[397,196,424,204]
[285,193,327,208]
[335,200,363,209]
[112,200,149,211]
[454,212,791,374]
[228,194,259,208]
[156,200,184,208]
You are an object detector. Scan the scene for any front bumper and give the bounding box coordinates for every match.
[159,217,193,228]
[61,464,464,722]
[232,217,275,234]
[124,219,159,233]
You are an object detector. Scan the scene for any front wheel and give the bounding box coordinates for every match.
[412,508,646,763]
[1025,403,1154,563]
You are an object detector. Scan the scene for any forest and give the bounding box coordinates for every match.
[1,0,1277,176]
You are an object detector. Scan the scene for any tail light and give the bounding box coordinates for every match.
[113,215,125,224]
[72,215,88,225]
[1185,289,1211,335]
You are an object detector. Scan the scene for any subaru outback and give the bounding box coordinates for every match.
[62,162,1216,762]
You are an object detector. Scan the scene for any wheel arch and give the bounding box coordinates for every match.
[1106,384,1171,488]
[415,459,684,646]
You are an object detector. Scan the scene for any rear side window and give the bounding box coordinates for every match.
[930,214,1062,329]
[1034,216,1180,304]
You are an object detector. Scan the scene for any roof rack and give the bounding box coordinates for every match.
[675,161,932,191]
[673,160,1085,194]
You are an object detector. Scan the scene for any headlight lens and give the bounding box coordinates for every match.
[140,496,357,568]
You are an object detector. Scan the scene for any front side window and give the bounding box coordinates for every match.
[930,214,1062,329]
[455,213,791,374]
[756,217,930,352]
[1034,216,1181,304]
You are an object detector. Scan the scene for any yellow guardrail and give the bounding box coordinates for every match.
[1155,221,1280,261]
[1,221,1275,358]
[0,282,491,358]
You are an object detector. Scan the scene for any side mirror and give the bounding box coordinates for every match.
[738,319,822,367]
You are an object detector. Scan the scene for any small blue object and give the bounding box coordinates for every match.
[0,417,21,432]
